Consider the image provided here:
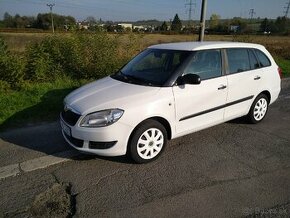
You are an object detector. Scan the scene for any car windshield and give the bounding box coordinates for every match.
[111,49,191,86]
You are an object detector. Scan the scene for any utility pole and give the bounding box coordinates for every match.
[284,0,290,18]
[249,8,256,20]
[198,0,207,41]
[47,3,55,33]
[185,0,196,28]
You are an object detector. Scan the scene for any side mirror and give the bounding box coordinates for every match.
[178,74,201,85]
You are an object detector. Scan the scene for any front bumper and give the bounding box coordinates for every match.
[60,116,133,156]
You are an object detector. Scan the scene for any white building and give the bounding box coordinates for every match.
[118,23,133,30]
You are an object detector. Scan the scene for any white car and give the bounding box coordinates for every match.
[60,41,281,163]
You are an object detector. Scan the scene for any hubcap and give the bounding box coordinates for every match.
[253,98,268,121]
[137,128,164,160]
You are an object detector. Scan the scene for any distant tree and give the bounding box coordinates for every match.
[34,13,51,29]
[260,18,271,32]
[3,12,12,21]
[275,16,287,33]
[259,16,290,34]
[14,14,25,28]
[34,13,75,30]
[230,17,247,33]
[116,25,124,32]
[105,24,116,32]
[125,27,132,32]
[86,16,96,25]
[171,14,182,32]
[209,14,221,30]
[1,12,75,30]
[3,12,14,28]
[160,21,168,31]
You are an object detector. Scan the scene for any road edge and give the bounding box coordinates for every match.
[0,150,80,180]
[282,77,290,89]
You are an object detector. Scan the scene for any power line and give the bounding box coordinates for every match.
[185,0,196,28]
[284,0,290,18]
[47,3,55,33]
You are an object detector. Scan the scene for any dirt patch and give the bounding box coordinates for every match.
[28,183,73,217]
[244,203,290,217]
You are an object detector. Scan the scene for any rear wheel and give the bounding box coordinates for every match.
[247,94,269,124]
[128,120,167,163]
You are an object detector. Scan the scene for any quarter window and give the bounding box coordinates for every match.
[227,48,251,74]
[248,49,260,70]
[184,49,222,80]
[255,49,271,67]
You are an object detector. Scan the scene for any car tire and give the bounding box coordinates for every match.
[128,120,167,164]
[247,94,269,124]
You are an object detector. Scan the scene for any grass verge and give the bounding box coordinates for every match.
[276,58,290,77]
[0,78,89,131]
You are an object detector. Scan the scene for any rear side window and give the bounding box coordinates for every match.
[184,49,222,80]
[255,49,271,67]
[248,49,260,70]
[227,48,251,74]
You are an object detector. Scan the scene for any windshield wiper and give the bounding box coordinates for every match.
[126,74,156,86]
[118,71,155,86]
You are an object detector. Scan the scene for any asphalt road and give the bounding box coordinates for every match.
[0,82,290,217]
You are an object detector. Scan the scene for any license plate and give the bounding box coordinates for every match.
[61,120,71,137]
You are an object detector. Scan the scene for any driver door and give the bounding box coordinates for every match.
[173,49,228,135]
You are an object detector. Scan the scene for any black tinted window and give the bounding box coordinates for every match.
[227,48,251,74]
[255,49,271,67]
[184,49,222,80]
[248,49,260,69]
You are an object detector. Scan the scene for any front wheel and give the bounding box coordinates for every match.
[128,120,167,163]
[247,94,269,124]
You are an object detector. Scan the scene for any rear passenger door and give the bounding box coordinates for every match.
[224,48,262,120]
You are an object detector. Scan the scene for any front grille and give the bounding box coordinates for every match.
[64,132,84,148]
[61,109,81,126]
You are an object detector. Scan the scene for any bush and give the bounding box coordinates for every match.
[25,43,54,81]
[0,32,141,91]
[0,37,25,88]
[25,33,124,81]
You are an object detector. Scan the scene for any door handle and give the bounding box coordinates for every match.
[254,76,261,80]
[218,85,227,90]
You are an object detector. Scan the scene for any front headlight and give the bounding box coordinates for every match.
[80,109,124,128]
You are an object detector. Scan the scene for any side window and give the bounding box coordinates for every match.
[184,49,222,80]
[255,49,271,67]
[248,49,260,70]
[227,48,251,74]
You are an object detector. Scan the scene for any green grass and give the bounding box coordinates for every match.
[0,78,90,131]
[276,58,290,77]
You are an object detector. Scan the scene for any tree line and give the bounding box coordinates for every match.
[1,11,289,35]
[0,12,75,30]
[208,14,290,35]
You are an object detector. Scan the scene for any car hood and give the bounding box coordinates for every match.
[64,76,161,115]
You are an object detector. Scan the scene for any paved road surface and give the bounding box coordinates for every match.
[0,84,289,217]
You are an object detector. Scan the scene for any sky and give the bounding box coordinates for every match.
[0,0,287,21]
